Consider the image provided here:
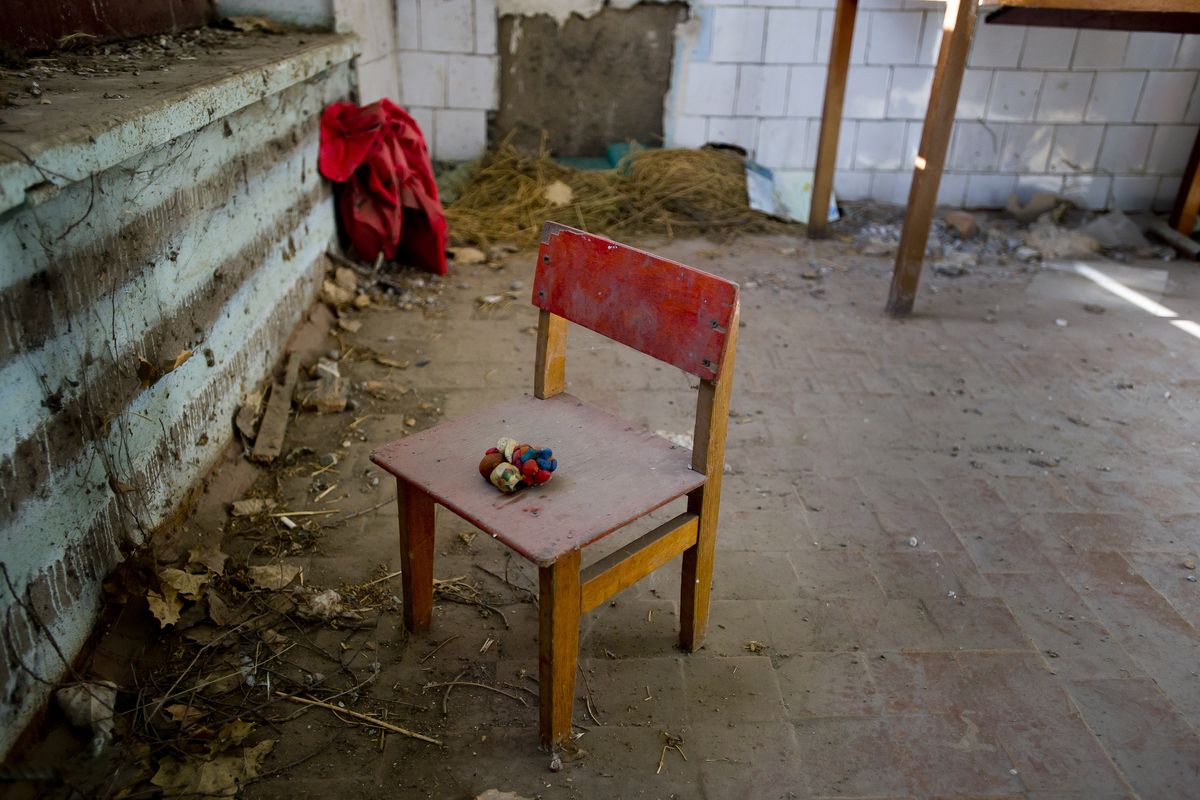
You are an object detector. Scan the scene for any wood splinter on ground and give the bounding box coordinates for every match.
[274,692,441,745]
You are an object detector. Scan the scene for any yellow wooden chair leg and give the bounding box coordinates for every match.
[539,549,581,748]
[680,487,718,651]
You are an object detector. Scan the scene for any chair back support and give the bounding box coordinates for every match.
[533,222,739,381]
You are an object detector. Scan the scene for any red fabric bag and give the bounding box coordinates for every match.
[319,99,447,274]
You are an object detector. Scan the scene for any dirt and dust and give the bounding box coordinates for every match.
[5,213,1200,799]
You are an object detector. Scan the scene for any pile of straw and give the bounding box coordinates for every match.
[443,141,793,247]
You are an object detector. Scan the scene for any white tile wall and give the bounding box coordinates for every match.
[709,116,759,149]
[1061,174,1112,209]
[1035,73,1093,123]
[400,51,447,106]
[474,0,496,54]
[965,174,1018,208]
[888,66,933,119]
[1124,32,1180,70]
[1137,72,1198,124]
[867,11,923,65]
[1085,72,1145,123]
[446,54,497,109]
[1073,30,1128,70]
[955,70,992,120]
[1179,36,1200,70]
[667,0,1200,210]
[844,66,891,118]
[394,0,498,160]
[757,119,807,167]
[683,63,739,116]
[1098,125,1153,173]
[969,24,1024,69]
[999,124,1051,172]
[1049,125,1104,173]
[710,8,767,62]
[787,65,827,117]
[435,108,486,160]
[855,120,906,169]
[764,9,819,64]
[1021,28,1074,70]
[951,122,1001,171]
[420,0,473,52]
[1111,175,1159,210]
[1147,125,1197,173]
[871,171,911,205]
[736,65,789,116]
[987,71,1041,122]
[671,115,709,148]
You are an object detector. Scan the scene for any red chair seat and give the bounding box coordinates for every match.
[371,393,706,566]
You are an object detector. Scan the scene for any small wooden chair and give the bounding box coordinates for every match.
[371,222,740,747]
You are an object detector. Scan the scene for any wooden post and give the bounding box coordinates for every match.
[534,310,567,399]
[808,0,859,239]
[886,0,978,316]
[539,549,581,748]
[1169,127,1200,237]
[397,479,436,632]
[680,304,739,651]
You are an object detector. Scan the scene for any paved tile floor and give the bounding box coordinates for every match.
[234,233,1200,799]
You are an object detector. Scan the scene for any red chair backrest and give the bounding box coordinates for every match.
[532,223,740,381]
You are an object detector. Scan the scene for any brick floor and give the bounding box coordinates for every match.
[240,234,1200,799]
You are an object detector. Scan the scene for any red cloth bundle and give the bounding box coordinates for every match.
[318,99,447,274]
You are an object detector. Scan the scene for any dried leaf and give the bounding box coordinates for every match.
[108,477,138,494]
[334,267,358,293]
[164,703,206,728]
[136,355,160,387]
[448,246,487,265]
[170,350,193,372]
[207,593,237,627]
[373,355,409,369]
[147,587,182,627]
[160,568,209,601]
[247,563,303,590]
[542,180,573,208]
[321,279,355,307]
[188,542,230,576]
[222,14,283,33]
[151,739,275,799]
[231,498,276,517]
[209,720,255,754]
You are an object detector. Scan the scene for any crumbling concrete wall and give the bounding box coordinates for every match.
[493,3,686,156]
[0,38,354,756]
[665,0,1200,211]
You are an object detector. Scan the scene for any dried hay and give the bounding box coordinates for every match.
[443,140,793,247]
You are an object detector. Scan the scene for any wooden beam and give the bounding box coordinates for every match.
[886,0,978,316]
[539,549,581,748]
[580,514,698,613]
[985,7,1200,33]
[986,0,1197,12]
[808,0,858,238]
[534,309,567,399]
[1169,127,1200,238]
[250,352,301,462]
